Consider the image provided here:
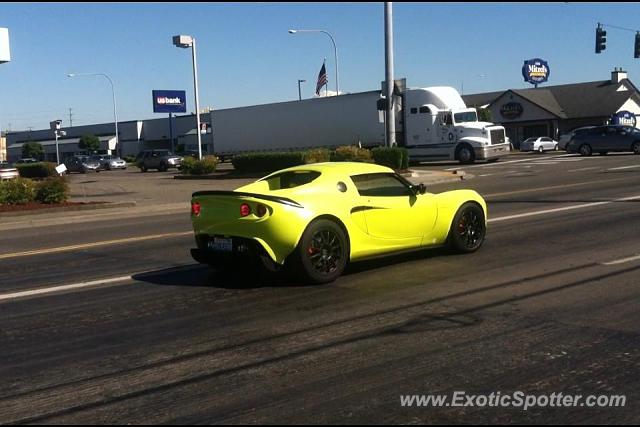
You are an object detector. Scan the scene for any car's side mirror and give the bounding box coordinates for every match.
[412,183,427,195]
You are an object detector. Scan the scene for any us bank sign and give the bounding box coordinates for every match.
[522,58,550,85]
[152,90,187,113]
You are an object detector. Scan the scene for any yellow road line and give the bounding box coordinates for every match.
[0,231,193,260]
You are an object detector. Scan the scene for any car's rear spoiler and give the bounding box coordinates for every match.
[191,191,303,208]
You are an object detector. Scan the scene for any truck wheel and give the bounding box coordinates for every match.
[289,219,349,285]
[456,144,475,164]
[448,203,486,253]
[158,162,168,172]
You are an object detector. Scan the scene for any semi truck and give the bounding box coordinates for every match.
[208,85,509,164]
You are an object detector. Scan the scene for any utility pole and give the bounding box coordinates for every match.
[68,108,73,127]
[384,2,396,147]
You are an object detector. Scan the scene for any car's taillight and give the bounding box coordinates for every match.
[256,203,267,217]
[191,201,201,217]
[240,203,252,217]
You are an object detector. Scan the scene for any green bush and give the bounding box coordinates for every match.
[35,177,69,204]
[372,146,409,170]
[0,178,36,205]
[123,155,137,163]
[303,148,331,164]
[232,152,306,173]
[16,162,58,179]
[330,145,374,163]
[21,141,44,160]
[180,155,219,175]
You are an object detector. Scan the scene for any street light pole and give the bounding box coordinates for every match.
[174,35,203,160]
[67,73,119,155]
[289,29,339,95]
[384,2,396,147]
[297,79,306,100]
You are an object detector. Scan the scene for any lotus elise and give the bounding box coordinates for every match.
[190,162,487,284]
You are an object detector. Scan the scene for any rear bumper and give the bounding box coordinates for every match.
[191,235,280,269]
[474,143,510,160]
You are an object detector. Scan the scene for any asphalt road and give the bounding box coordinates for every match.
[1,151,640,424]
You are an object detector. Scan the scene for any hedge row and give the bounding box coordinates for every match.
[231,146,408,174]
[15,162,58,178]
[0,177,69,205]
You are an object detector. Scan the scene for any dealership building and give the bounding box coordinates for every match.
[5,68,640,161]
[462,68,640,147]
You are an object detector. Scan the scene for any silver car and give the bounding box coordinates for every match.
[520,136,559,153]
[0,162,19,180]
[92,155,127,170]
[64,155,102,174]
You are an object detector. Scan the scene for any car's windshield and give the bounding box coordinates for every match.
[453,111,478,123]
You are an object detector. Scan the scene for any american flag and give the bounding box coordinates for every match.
[315,60,328,95]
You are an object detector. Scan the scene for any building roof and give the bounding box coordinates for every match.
[8,135,115,149]
[463,78,640,119]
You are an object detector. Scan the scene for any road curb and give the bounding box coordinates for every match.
[0,201,138,219]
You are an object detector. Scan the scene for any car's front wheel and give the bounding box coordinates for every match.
[579,144,593,156]
[448,203,486,253]
[290,219,349,285]
[538,146,544,153]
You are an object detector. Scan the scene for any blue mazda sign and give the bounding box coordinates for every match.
[522,58,550,85]
[152,90,187,113]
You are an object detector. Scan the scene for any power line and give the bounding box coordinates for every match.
[599,22,640,34]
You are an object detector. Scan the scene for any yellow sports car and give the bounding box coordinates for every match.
[190,162,487,284]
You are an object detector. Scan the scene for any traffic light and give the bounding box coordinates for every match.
[596,26,607,54]
[635,32,640,59]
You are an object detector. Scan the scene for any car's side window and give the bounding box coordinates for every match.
[350,173,413,197]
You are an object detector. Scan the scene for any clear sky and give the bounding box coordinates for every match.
[1,2,640,131]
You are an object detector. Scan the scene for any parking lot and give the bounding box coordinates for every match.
[1,150,639,423]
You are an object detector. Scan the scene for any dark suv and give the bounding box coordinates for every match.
[136,150,183,172]
[567,125,640,156]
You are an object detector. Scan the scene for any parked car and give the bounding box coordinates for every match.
[0,162,19,180]
[558,126,595,151]
[190,162,487,284]
[15,158,38,164]
[567,125,640,156]
[91,155,127,170]
[520,136,559,153]
[136,150,183,172]
[64,155,102,173]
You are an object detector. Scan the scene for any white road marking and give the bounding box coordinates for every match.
[444,156,557,171]
[488,194,640,223]
[602,254,640,266]
[568,167,600,173]
[0,264,202,303]
[606,165,640,171]
[0,276,133,302]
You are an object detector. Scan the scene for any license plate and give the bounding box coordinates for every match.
[208,237,233,252]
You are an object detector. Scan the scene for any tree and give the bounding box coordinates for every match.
[477,107,493,122]
[78,134,101,153]
[22,141,44,160]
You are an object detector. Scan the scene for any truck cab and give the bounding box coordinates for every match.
[402,87,509,164]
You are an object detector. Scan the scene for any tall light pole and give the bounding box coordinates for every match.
[384,2,396,147]
[67,73,119,154]
[297,79,306,100]
[173,34,203,160]
[289,29,339,95]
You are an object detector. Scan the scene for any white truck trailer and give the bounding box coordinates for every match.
[209,85,509,164]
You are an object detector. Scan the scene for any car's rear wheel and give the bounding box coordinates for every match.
[291,219,348,285]
[579,144,592,156]
[448,203,486,253]
[140,164,148,172]
[632,141,640,154]
[158,162,168,172]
